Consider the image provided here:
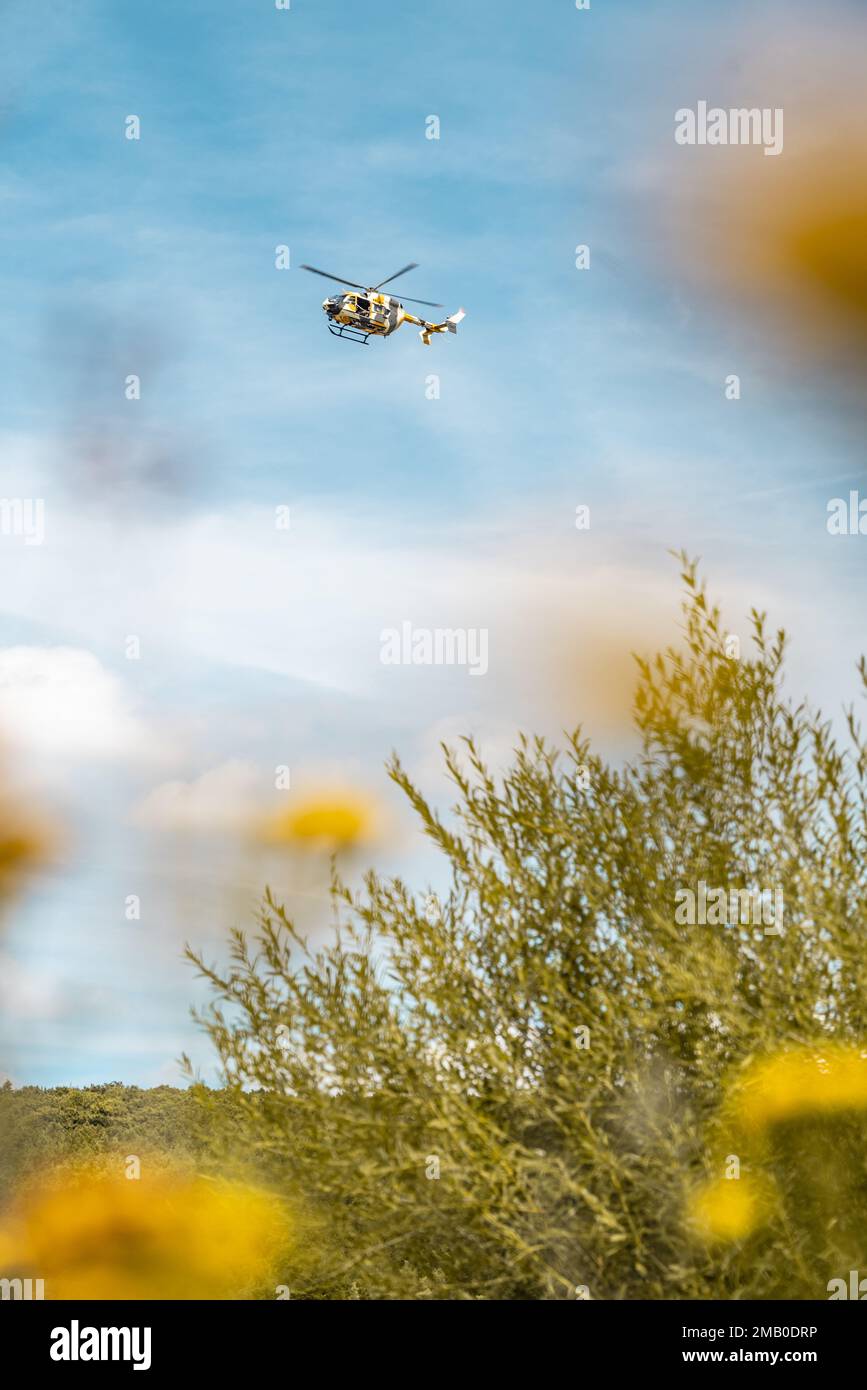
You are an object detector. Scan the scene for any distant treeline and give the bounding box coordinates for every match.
[0,1083,230,1204]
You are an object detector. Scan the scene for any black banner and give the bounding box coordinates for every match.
[2,1298,863,1375]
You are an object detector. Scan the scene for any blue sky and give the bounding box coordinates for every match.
[1,0,865,1086]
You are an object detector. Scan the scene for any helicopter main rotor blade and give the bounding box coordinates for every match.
[299,265,368,290]
[398,295,444,308]
[372,262,419,289]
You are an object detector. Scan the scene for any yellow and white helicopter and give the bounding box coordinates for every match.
[300,261,466,345]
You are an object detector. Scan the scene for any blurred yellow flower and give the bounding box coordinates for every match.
[687,1175,767,1244]
[0,1166,289,1300]
[656,16,867,377]
[732,1045,867,1133]
[0,798,56,901]
[258,787,381,852]
[688,1045,867,1246]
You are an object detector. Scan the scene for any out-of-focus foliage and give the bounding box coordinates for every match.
[186,557,867,1299]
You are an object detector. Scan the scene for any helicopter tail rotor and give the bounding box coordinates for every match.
[417,307,466,344]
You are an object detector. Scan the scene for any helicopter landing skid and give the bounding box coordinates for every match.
[326,321,373,344]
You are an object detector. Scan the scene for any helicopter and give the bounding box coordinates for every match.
[299,261,466,345]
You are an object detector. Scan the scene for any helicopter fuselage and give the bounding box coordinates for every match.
[323,291,404,338]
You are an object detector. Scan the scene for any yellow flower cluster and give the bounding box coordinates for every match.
[0,1166,289,1300]
[258,788,380,852]
[687,1175,768,1244]
[688,1044,867,1245]
[731,1044,867,1133]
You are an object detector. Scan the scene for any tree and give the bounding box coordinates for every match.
[186,556,867,1299]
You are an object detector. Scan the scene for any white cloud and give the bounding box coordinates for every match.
[0,954,66,1021]
[0,433,861,776]
[0,646,150,761]
[132,759,261,833]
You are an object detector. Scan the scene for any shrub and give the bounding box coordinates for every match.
[186,556,867,1299]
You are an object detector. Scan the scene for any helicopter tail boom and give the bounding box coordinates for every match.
[410,307,466,345]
